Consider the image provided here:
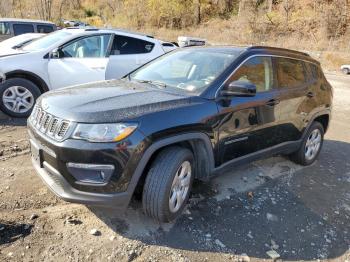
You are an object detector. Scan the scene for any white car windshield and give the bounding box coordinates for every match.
[22,31,72,51]
[130,49,240,94]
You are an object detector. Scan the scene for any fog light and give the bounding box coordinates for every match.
[66,163,114,185]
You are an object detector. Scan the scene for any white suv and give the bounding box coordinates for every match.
[0,28,177,117]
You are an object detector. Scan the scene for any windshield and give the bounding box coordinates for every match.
[130,49,240,94]
[22,31,72,51]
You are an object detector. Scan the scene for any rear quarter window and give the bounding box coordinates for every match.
[37,24,54,33]
[13,24,34,36]
[277,57,307,88]
[111,35,155,55]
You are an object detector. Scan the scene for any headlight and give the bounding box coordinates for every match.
[72,123,137,142]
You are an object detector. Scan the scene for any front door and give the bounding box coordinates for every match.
[48,34,112,89]
[217,56,281,164]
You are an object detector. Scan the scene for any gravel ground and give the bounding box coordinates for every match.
[0,73,349,262]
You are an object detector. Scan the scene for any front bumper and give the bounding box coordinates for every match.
[31,155,130,209]
[28,124,149,208]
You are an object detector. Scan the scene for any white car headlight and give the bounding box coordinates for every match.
[72,123,138,143]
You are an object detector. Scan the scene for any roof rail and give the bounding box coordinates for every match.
[65,26,98,31]
[248,46,310,57]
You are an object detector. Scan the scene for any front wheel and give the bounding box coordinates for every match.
[342,68,350,75]
[289,122,324,166]
[0,78,41,118]
[142,147,194,222]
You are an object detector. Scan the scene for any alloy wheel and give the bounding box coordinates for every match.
[2,86,34,113]
[305,129,322,161]
[169,160,192,213]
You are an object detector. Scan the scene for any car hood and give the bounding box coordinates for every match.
[38,80,194,123]
[0,48,29,57]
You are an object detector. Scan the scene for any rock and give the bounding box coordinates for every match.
[109,235,116,241]
[214,239,226,248]
[247,192,254,199]
[205,233,211,238]
[184,209,191,215]
[240,253,250,262]
[25,245,30,249]
[30,214,38,220]
[247,231,253,239]
[8,252,13,257]
[266,213,278,222]
[5,186,9,190]
[242,176,248,182]
[89,228,100,236]
[271,240,279,250]
[266,250,280,259]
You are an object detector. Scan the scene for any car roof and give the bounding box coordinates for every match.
[58,27,160,44]
[184,45,320,65]
[0,18,55,25]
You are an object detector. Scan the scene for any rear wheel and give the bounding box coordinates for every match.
[289,122,324,165]
[142,147,194,222]
[342,68,350,75]
[0,78,41,118]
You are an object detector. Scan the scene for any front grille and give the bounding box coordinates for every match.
[30,105,71,141]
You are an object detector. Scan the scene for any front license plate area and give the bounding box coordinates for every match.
[30,140,42,167]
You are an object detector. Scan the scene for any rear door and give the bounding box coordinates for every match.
[47,34,112,89]
[217,56,281,163]
[105,35,161,80]
[274,57,312,142]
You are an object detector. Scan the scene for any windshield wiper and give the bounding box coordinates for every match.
[136,79,167,88]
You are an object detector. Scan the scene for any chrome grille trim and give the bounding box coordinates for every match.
[29,106,71,141]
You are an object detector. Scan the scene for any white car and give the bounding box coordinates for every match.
[0,28,177,117]
[341,64,350,75]
[0,33,44,52]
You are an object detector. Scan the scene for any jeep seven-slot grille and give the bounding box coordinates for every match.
[30,106,71,141]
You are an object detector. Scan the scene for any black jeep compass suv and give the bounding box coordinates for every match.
[28,46,332,222]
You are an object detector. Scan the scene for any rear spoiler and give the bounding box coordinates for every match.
[178,36,206,48]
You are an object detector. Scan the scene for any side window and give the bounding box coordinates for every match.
[61,35,112,58]
[0,22,10,35]
[37,25,54,33]
[111,35,155,55]
[13,24,34,36]
[277,58,306,88]
[230,56,274,92]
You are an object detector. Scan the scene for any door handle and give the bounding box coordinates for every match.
[265,99,280,106]
[307,91,315,98]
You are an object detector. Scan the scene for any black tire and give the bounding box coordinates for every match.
[142,146,194,222]
[0,78,41,118]
[289,122,324,166]
[342,68,350,75]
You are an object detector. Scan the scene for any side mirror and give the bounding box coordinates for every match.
[50,48,63,59]
[220,80,256,97]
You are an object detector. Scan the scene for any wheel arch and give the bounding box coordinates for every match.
[5,70,49,94]
[128,133,215,200]
[303,111,331,140]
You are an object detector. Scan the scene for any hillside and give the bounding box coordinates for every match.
[1,0,350,69]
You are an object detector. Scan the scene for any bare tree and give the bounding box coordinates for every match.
[35,0,53,20]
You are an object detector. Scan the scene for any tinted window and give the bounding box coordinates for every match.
[61,34,112,58]
[13,24,34,36]
[230,56,274,92]
[0,22,10,35]
[277,58,306,88]
[37,25,54,33]
[111,35,154,55]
